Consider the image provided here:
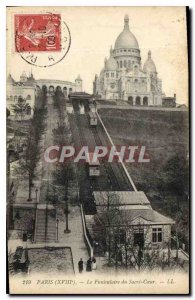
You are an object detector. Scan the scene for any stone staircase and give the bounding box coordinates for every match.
[35,207,56,243]
[46,211,57,242]
[35,209,47,243]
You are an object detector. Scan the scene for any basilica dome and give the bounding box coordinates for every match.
[143,50,157,73]
[114,15,139,50]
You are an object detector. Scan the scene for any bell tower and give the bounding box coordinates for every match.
[75,75,82,92]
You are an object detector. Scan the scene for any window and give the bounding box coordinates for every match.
[152,228,162,243]
[26,95,31,100]
[124,60,127,68]
[128,61,131,68]
[106,73,109,78]
[120,61,123,68]
[111,72,114,78]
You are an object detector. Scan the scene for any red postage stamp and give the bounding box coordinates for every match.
[15,14,61,52]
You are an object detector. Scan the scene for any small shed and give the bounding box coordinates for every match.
[88,111,98,126]
[87,152,100,177]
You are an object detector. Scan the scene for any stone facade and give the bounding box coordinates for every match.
[7,72,36,119]
[36,74,82,96]
[7,72,83,119]
[93,15,164,106]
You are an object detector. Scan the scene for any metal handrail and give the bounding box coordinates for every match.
[80,203,94,258]
[96,110,137,191]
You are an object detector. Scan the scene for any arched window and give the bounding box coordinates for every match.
[134,79,138,83]
[26,94,31,100]
[143,97,148,106]
[128,96,133,105]
[56,86,62,93]
[124,60,127,68]
[42,85,47,93]
[120,61,123,68]
[14,96,17,101]
[117,61,119,68]
[49,86,54,95]
[136,96,141,106]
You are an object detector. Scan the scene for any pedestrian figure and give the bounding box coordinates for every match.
[78,258,83,273]
[92,257,97,270]
[86,258,92,272]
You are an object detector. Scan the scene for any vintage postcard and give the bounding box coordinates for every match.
[6,6,189,294]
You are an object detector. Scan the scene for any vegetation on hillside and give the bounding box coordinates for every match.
[99,108,189,249]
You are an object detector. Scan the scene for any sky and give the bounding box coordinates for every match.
[7,6,188,104]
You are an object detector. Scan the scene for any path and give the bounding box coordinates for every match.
[57,205,89,274]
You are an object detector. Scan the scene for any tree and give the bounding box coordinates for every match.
[53,163,75,232]
[92,192,122,267]
[12,97,31,121]
[13,131,38,201]
[12,100,47,201]
[163,155,189,198]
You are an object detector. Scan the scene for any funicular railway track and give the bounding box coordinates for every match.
[69,101,134,213]
[91,126,121,190]
[70,112,96,214]
[74,112,121,191]
[93,124,134,191]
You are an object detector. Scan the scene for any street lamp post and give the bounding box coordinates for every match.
[64,197,71,233]
[56,218,59,241]
[33,188,38,242]
[35,188,38,204]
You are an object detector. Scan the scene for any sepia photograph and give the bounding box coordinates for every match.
[6,6,189,295]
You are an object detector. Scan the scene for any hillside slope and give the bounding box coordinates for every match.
[99,108,189,248]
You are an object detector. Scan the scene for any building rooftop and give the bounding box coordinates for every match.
[95,206,174,226]
[93,191,150,206]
